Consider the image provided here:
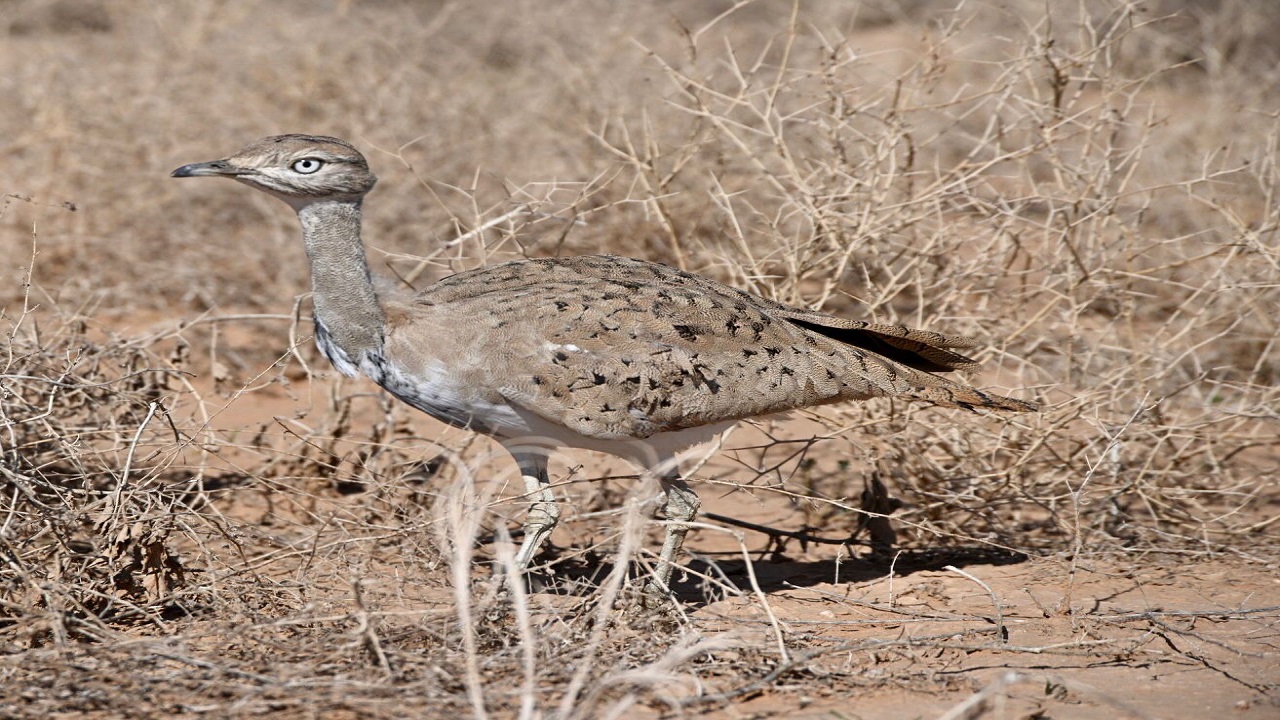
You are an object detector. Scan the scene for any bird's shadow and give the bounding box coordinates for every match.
[523,545,1029,608]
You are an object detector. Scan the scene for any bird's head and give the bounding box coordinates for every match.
[171,134,378,209]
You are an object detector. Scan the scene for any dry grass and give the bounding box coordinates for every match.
[1,0,1277,717]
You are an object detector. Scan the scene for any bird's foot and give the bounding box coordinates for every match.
[617,582,683,629]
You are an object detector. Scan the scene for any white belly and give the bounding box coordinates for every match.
[372,356,730,471]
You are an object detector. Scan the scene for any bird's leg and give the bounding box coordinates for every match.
[645,472,700,598]
[511,451,560,571]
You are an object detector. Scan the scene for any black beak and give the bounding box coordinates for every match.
[171,159,247,178]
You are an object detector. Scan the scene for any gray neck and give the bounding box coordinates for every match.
[295,199,386,369]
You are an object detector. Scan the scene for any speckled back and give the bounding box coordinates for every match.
[400,255,1035,440]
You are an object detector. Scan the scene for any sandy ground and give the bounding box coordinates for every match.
[2,1,1277,717]
[5,378,1274,719]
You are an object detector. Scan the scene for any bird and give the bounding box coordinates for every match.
[172,134,1038,599]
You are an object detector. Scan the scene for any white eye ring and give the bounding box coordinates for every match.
[291,158,324,174]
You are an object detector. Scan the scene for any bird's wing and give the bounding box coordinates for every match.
[426,255,985,372]
[409,255,1033,441]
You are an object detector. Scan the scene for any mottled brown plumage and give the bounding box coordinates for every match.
[411,254,1033,441]
[173,135,1037,599]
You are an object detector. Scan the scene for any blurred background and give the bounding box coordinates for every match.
[1,1,1276,717]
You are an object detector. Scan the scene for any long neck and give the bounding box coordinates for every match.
[295,199,386,371]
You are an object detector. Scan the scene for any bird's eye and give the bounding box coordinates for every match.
[291,158,324,174]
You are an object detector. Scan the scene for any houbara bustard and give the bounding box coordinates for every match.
[172,134,1037,599]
